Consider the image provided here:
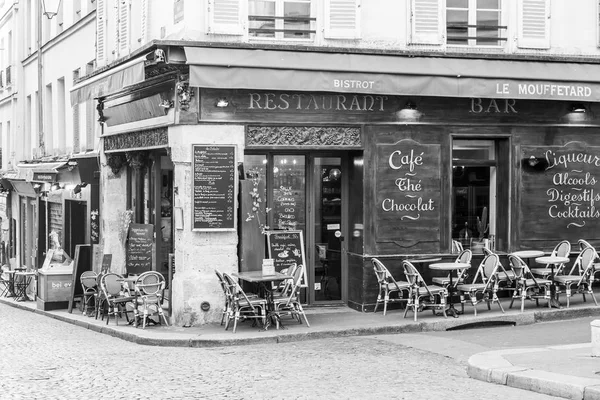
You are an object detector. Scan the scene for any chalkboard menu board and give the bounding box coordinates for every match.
[126,223,153,275]
[375,139,441,250]
[520,142,600,243]
[68,244,91,313]
[265,230,307,286]
[192,145,237,231]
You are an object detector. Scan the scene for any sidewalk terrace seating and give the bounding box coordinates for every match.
[402,260,447,321]
[457,253,505,316]
[554,246,598,308]
[222,272,267,333]
[508,253,552,312]
[531,240,571,279]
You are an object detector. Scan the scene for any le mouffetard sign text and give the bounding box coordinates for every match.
[376,139,441,243]
[521,143,600,239]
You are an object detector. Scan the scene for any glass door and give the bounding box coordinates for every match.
[312,157,343,302]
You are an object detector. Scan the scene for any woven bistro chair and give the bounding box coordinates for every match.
[273,264,310,327]
[554,247,598,308]
[456,253,505,316]
[134,271,169,329]
[531,240,571,279]
[372,258,410,315]
[402,261,447,321]
[215,269,232,327]
[577,239,600,283]
[222,272,267,333]
[99,273,133,325]
[80,271,98,316]
[508,254,552,312]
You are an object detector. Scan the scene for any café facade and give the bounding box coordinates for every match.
[73,42,600,324]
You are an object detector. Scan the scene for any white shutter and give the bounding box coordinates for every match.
[518,0,550,49]
[409,0,444,45]
[96,0,106,65]
[141,0,148,44]
[118,0,131,56]
[207,0,245,35]
[324,0,361,39]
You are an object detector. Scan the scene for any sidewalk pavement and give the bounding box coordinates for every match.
[2,296,600,399]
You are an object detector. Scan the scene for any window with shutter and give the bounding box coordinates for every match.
[96,0,106,64]
[248,0,315,40]
[208,0,245,35]
[517,0,550,49]
[410,0,506,47]
[118,0,131,56]
[409,0,444,45]
[324,0,360,39]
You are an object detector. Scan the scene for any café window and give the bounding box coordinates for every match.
[248,0,315,40]
[452,139,509,253]
[447,0,505,46]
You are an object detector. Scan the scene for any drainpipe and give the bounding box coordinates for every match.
[37,0,44,157]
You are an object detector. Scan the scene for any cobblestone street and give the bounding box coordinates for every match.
[0,303,559,399]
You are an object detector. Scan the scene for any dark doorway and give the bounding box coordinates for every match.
[64,200,87,259]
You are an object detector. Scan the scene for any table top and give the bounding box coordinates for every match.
[14,271,36,276]
[512,250,545,258]
[535,256,570,264]
[405,257,442,264]
[234,271,292,283]
[429,262,471,271]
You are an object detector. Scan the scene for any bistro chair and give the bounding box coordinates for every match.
[215,269,233,327]
[402,261,447,321]
[222,272,267,333]
[482,247,516,293]
[578,239,600,283]
[99,273,133,325]
[372,258,410,315]
[133,271,169,329]
[273,264,310,327]
[508,254,552,312]
[554,247,598,308]
[432,249,472,289]
[456,253,505,316]
[0,264,10,297]
[531,240,571,279]
[451,240,464,254]
[80,271,98,316]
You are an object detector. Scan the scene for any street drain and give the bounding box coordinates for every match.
[446,321,516,331]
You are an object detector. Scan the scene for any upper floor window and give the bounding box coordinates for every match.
[410,0,549,50]
[207,0,360,40]
[446,0,504,46]
[248,0,315,40]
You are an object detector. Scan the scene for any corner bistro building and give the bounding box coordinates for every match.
[71,42,600,324]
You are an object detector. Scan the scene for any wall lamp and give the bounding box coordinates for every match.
[42,0,62,19]
[216,98,229,108]
[72,182,88,194]
[522,155,548,171]
[403,101,417,111]
[570,103,587,113]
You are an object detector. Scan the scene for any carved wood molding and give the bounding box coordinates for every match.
[104,127,168,152]
[246,126,362,147]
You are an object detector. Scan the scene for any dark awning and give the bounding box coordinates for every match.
[16,161,68,182]
[70,57,146,106]
[185,47,600,101]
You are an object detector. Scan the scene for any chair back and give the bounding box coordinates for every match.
[574,247,597,285]
[508,254,527,280]
[452,240,464,254]
[402,260,436,296]
[552,240,571,258]
[135,271,165,300]
[275,263,298,293]
[280,264,305,306]
[455,249,472,265]
[482,247,493,257]
[470,253,500,289]
[578,239,600,261]
[101,273,124,298]
[80,271,98,291]
[222,272,258,311]
[372,258,391,284]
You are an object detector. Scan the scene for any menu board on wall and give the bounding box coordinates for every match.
[375,139,441,250]
[520,142,600,241]
[192,145,237,231]
[126,223,153,275]
[265,230,307,287]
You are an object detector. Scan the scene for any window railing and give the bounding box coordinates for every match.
[249,15,316,39]
[446,24,507,46]
[5,65,11,86]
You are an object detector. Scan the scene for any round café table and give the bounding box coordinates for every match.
[511,250,545,266]
[535,255,570,309]
[429,262,470,318]
[405,257,442,274]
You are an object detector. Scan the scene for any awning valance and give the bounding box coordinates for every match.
[70,57,146,106]
[16,162,68,182]
[185,47,600,101]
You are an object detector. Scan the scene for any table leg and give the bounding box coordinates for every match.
[549,265,561,309]
[446,275,461,318]
[259,285,286,331]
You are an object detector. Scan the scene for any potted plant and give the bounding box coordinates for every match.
[471,206,489,253]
